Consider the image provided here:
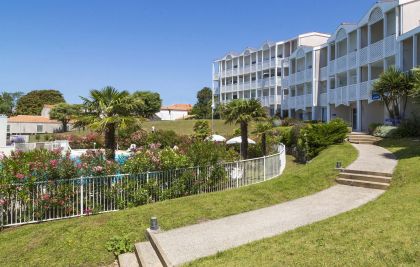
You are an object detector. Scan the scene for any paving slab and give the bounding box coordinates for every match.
[346,144,397,174]
[152,185,384,266]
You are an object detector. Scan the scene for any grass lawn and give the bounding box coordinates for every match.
[187,139,420,267]
[29,120,245,142]
[142,119,248,137]
[0,143,356,266]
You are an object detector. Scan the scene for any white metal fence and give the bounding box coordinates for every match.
[0,144,286,227]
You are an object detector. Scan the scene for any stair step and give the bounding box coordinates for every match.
[338,168,392,177]
[338,173,391,184]
[119,253,140,267]
[146,229,173,267]
[336,178,389,190]
[135,242,163,267]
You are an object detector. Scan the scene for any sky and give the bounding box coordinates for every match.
[0,0,375,105]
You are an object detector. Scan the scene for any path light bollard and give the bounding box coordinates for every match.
[336,161,342,169]
[150,216,159,231]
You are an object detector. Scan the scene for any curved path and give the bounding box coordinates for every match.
[143,144,398,266]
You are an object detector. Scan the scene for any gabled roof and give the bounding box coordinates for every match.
[161,104,192,111]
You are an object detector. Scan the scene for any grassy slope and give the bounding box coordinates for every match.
[0,144,356,266]
[30,120,243,142]
[188,139,420,267]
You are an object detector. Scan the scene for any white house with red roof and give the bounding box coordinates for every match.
[7,104,73,138]
[155,104,192,120]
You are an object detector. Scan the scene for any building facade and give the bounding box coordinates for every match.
[155,104,192,121]
[212,0,420,131]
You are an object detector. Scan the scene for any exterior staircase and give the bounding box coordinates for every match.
[336,169,392,190]
[118,229,167,267]
[347,132,381,144]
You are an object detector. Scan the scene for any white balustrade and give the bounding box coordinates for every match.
[348,84,358,101]
[295,71,305,84]
[385,34,396,57]
[328,59,335,74]
[329,89,335,103]
[320,67,327,81]
[336,55,347,73]
[369,39,384,62]
[359,81,369,99]
[305,69,313,81]
[320,93,327,106]
[348,51,357,69]
[305,94,313,107]
[359,47,368,65]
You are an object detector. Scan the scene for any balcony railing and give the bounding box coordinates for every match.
[295,71,305,84]
[320,67,327,80]
[296,95,305,109]
[348,51,357,69]
[329,59,335,74]
[320,93,327,106]
[384,34,396,57]
[359,46,368,65]
[336,55,347,73]
[305,69,313,81]
[305,94,313,107]
[370,39,384,63]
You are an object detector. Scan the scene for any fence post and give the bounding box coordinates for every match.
[263,156,266,181]
[146,171,149,183]
[236,161,239,188]
[80,176,84,216]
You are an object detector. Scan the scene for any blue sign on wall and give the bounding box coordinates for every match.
[371,91,381,101]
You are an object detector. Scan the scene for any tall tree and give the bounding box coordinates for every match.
[49,103,81,132]
[192,87,212,119]
[16,90,65,115]
[223,99,267,159]
[0,91,23,116]
[132,91,162,118]
[373,67,413,124]
[78,86,143,160]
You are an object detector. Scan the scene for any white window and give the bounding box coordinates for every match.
[37,125,43,133]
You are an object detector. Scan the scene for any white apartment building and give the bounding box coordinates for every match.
[212,0,420,131]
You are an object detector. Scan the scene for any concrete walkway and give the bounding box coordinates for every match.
[146,143,397,266]
[346,144,397,174]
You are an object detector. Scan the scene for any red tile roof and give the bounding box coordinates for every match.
[8,115,59,123]
[161,104,192,111]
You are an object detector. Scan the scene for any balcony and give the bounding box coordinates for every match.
[289,73,296,85]
[269,95,277,105]
[282,77,289,88]
[329,59,335,74]
[305,69,313,81]
[305,94,313,107]
[348,84,358,101]
[370,39,384,63]
[260,96,270,107]
[359,46,368,65]
[336,55,347,73]
[320,67,327,81]
[295,71,305,84]
[319,93,327,106]
[384,34,396,57]
[296,95,305,110]
[348,51,357,69]
[213,73,219,80]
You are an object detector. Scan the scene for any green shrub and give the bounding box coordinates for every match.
[105,235,133,256]
[193,120,211,140]
[373,125,398,138]
[395,115,420,137]
[297,119,348,161]
[147,129,180,148]
[368,123,383,135]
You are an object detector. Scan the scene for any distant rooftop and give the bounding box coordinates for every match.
[161,104,192,111]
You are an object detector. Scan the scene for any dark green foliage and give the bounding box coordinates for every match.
[192,87,213,119]
[193,120,211,140]
[394,114,420,137]
[0,91,23,116]
[132,91,162,118]
[49,103,81,132]
[186,141,238,167]
[16,90,65,115]
[147,129,180,148]
[297,119,348,161]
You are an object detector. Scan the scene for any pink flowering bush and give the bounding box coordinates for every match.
[52,132,103,149]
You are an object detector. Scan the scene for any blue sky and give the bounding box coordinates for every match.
[0,0,374,105]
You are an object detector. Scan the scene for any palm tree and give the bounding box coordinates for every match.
[78,86,143,160]
[373,67,413,124]
[253,121,273,156]
[223,99,267,159]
